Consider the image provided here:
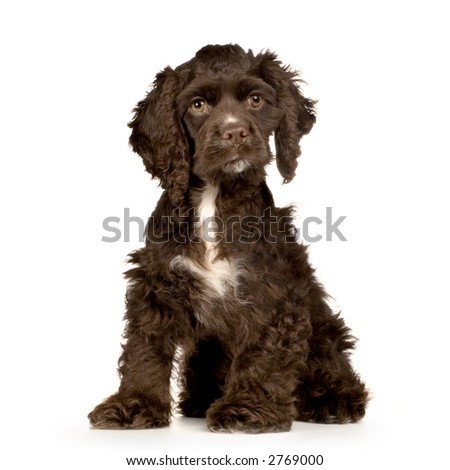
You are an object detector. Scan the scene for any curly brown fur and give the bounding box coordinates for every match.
[88,44,368,433]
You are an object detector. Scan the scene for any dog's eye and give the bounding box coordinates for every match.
[191,99,208,113]
[248,94,264,109]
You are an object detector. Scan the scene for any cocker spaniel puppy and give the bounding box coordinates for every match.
[88,44,368,433]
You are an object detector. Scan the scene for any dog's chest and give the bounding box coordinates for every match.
[170,184,237,298]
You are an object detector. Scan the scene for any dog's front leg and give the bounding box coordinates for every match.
[206,315,311,434]
[206,347,300,433]
[88,261,180,429]
[88,334,175,429]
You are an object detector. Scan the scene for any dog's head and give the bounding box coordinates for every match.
[129,44,316,203]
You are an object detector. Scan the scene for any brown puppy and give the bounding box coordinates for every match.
[88,44,368,433]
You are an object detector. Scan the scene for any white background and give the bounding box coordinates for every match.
[1,1,449,468]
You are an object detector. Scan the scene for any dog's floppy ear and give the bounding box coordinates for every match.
[256,52,316,183]
[128,67,190,204]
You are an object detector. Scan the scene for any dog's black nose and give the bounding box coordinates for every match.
[221,125,249,146]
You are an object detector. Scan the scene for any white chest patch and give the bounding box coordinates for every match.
[170,184,238,298]
[197,183,219,233]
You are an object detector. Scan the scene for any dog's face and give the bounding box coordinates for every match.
[178,73,283,182]
[129,45,316,203]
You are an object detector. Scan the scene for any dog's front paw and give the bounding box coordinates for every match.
[88,393,171,429]
[206,400,293,434]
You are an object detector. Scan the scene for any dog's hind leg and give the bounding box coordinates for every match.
[295,355,368,423]
[295,309,369,423]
